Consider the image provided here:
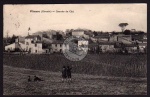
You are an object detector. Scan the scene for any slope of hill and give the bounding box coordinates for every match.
[3,65,147,95]
[3,54,147,77]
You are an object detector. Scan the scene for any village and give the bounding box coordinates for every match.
[4,26,147,55]
[5,29,147,54]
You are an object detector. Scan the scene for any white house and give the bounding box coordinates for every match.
[24,35,43,53]
[138,43,147,53]
[5,42,26,51]
[5,43,16,51]
[78,40,89,52]
[72,30,84,38]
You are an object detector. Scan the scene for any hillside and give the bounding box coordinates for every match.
[3,54,147,77]
[3,65,147,95]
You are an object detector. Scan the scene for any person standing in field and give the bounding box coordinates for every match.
[62,66,67,82]
[66,66,72,81]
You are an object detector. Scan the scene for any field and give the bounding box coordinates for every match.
[3,53,147,77]
[3,53,147,95]
[3,65,147,95]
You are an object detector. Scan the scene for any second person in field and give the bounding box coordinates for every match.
[62,66,72,82]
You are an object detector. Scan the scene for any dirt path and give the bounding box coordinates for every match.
[3,65,147,95]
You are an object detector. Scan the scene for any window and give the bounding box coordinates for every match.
[35,44,37,47]
[55,44,57,47]
[60,44,62,47]
[60,49,62,52]
[31,40,34,43]
[35,50,37,53]
[26,42,29,45]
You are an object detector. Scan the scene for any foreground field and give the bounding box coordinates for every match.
[3,65,147,95]
[3,54,147,77]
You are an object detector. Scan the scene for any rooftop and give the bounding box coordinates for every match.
[72,30,84,32]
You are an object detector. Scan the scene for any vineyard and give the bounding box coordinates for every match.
[3,53,147,77]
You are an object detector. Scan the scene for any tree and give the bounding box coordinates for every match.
[10,34,17,44]
[42,34,49,38]
[123,30,131,35]
[93,31,98,36]
[56,33,63,40]
[119,23,128,32]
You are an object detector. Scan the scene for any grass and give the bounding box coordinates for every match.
[3,65,147,95]
[3,53,147,77]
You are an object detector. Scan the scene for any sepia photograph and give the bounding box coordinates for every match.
[3,4,147,95]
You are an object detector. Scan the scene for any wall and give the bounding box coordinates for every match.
[5,43,16,51]
[72,31,84,37]
[51,44,69,53]
[99,45,115,52]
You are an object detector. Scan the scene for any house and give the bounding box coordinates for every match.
[72,30,84,38]
[109,34,132,44]
[98,42,115,53]
[88,42,99,53]
[24,35,43,54]
[143,33,147,39]
[137,39,147,44]
[114,42,139,53]
[51,40,69,53]
[83,34,90,39]
[138,43,147,53]
[78,40,89,52]
[123,44,138,53]
[5,42,26,52]
[93,35,110,42]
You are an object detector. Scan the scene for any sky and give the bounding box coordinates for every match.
[3,4,147,37]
